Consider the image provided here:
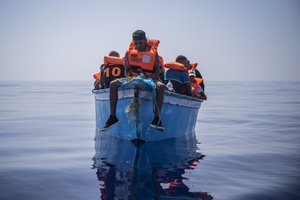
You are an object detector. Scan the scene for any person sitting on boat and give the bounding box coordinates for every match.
[93,51,125,89]
[101,51,125,88]
[102,30,167,131]
[189,70,207,100]
[164,55,192,96]
[188,61,206,94]
[158,56,165,82]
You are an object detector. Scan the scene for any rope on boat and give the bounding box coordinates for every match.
[124,76,158,134]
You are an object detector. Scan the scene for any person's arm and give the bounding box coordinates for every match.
[183,82,192,96]
[151,54,161,80]
[182,72,192,96]
[195,69,205,91]
[123,51,130,77]
[200,81,205,92]
[99,64,105,89]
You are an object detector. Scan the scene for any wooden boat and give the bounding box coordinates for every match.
[93,78,202,142]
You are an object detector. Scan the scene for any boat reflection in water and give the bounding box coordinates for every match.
[92,132,213,200]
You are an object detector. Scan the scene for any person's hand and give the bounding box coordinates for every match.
[168,88,175,92]
[94,79,100,90]
[199,92,207,100]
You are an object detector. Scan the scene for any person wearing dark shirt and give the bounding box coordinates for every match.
[94,51,125,89]
[188,70,207,100]
[188,60,205,92]
[164,55,192,96]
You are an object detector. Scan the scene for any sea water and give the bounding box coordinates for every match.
[0,81,299,200]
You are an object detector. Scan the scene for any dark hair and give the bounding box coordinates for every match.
[108,51,120,57]
[175,55,187,62]
[132,30,146,40]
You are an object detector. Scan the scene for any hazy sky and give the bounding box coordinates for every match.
[0,0,299,81]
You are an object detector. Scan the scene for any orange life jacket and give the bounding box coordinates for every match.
[127,39,159,77]
[103,56,124,65]
[190,62,198,69]
[164,62,187,71]
[191,77,203,94]
[102,56,125,87]
[93,56,124,80]
[93,72,101,80]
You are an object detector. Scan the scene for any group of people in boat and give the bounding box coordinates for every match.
[93,30,207,131]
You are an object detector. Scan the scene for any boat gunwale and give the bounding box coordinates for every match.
[92,88,203,103]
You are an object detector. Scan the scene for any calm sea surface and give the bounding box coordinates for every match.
[0,81,299,200]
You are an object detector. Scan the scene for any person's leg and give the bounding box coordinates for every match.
[102,79,121,130]
[150,81,167,131]
[154,81,166,117]
[109,80,121,116]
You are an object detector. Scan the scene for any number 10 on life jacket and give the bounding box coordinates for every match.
[103,56,125,87]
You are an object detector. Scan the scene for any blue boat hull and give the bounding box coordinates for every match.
[93,78,202,141]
